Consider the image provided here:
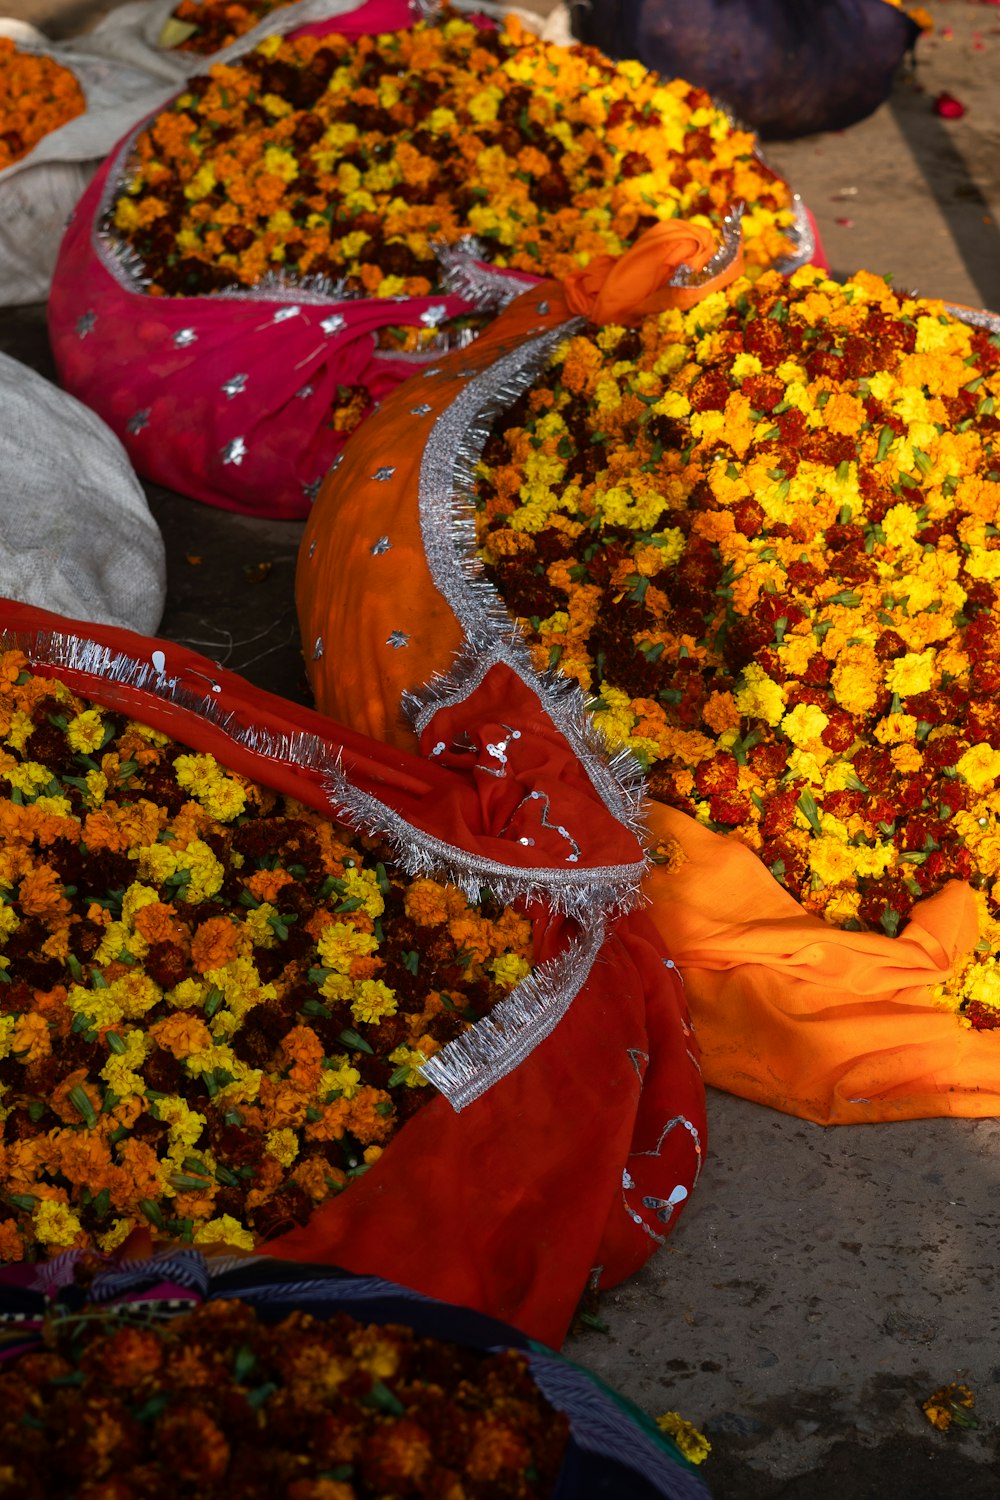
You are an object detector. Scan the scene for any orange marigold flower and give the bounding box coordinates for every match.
[17,864,71,920]
[148,1010,213,1059]
[190,914,242,973]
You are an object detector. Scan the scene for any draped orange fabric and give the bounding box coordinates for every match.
[297,265,1000,1129]
[562,219,744,321]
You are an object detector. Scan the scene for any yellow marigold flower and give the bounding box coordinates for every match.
[490,952,532,988]
[884,649,936,698]
[656,1412,711,1465]
[317,921,378,974]
[782,702,829,750]
[874,713,917,745]
[34,1199,84,1249]
[65,983,125,1030]
[66,708,105,753]
[194,1215,254,1251]
[342,865,384,919]
[262,146,297,183]
[351,979,398,1025]
[830,644,880,716]
[0,903,18,943]
[956,744,1000,793]
[734,663,785,727]
[322,1055,362,1101]
[388,1044,430,1088]
[98,1218,134,1254]
[265,1127,299,1167]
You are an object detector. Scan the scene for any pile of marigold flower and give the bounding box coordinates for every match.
[0,1297,569,1496]
[107,12,794,303]
[0,38,86,171]
[473,265,1000,1026]
[0,652,534,1261]
[162,0,305,55]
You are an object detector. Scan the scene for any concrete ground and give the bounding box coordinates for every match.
[2,1,1000,1494]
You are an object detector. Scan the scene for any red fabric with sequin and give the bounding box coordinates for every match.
[0,598,705,1346]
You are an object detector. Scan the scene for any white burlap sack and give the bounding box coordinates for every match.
[0,0,368,306]
[0,351,166,632]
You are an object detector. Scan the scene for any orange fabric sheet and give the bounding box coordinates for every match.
[297,264,1000,1129]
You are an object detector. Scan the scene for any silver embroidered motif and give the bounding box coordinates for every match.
[273,306,302,323]
[173,328,197,348]
[221,373,248,398]
[312,636,324,660]
[386,631,409,649]
[410,404,433,416]
[126,409,150,435]
[296,384,315,399]
[420,304,448,327]
[302,478,322,503]
[373,466,396,482]
[76,311,96,338]
[536,300,550,314]
[221,437,247,465]
[320,313,347,335]
[370,536,392,556]
[308,540,317,559]
[331,454,344,472]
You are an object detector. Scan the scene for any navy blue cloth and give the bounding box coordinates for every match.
[573,0,920,139]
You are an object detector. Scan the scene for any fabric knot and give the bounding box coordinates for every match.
[561,219,744,324]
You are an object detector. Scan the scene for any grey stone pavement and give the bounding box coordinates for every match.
[2,2,1000,1495]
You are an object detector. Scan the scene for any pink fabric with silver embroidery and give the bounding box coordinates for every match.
[47,0,537,519]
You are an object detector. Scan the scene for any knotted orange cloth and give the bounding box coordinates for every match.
[297,229,999,1128]
[562,219,744,320]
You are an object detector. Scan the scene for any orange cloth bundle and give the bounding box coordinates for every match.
[297,230,1000,1127]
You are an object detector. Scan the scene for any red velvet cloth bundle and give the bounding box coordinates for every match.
[0,598,705,1346]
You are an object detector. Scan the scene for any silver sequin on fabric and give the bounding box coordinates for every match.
[126,409,150,435]
[420,304,449,327]
[221,437,247,465]
[302,478,322,503]
[410,404,433,416]
[221,373,248,398]
[272,306,302,324]
[312,636,324,660]
[320,313,347,335]
[173,328,197,348]
[373,466,396,482]
[386,631,410,649]
[76,311,96,338]
[370,536,392,556]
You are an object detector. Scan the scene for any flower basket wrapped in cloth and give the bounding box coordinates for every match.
[297,221,1000,1127]
[48,9,816,518]
[0,0,417,308]
[0,596,704,1346]
[572,0,922,141]
[0,1252,711,1498]
[0,351,165,632]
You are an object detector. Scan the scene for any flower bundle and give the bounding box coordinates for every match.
[0,38,86,172]
[472,265,1000,1025]
[108,13,795,306]
[0,650,535,1261]
[0,1296,569,1496]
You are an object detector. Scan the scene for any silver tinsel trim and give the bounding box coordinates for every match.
[667,206,745,288]
[3,628,338,774]
[321,754,644,916]
[436,242,539,312]
[416,328,651,855]
[946,303,1000,333]
[771,193,817,274]
[419,922,605,1110]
